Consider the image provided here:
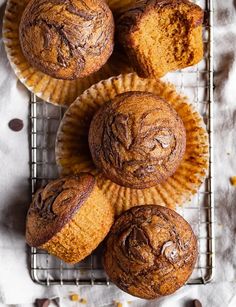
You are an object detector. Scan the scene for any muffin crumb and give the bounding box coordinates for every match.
[230,177,236,186]
[80,298,87,304]
[117,0,204,78]
[70,294,79,302]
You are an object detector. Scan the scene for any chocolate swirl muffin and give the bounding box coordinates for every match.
[117,0,204,78]
[103,205,198,299]
[19,0,114,80]
[26,174,114,264]
[89,91,186,189]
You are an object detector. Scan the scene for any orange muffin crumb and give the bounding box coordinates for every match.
[117,0,204,78]
[70,294,79,302]
[80,298,87,304]
[230,177,236,186]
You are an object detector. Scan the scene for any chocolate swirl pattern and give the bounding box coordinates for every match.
[103,205,198,299]
[26,174,95,247]
[19,0,114,79]
[89,92,186,189]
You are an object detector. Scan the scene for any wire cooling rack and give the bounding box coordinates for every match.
[29,0,214,286]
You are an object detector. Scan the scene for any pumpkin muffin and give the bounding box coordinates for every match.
[103,205,198,299]
[56,73,209,214]
[19,0,114,80]
[26,174,114,264]
[117,0,204,78]
[89,91,186,189]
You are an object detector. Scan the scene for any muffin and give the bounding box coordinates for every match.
[89,91,186,189]
[3,0,131,106]
[117,0,204,78]
[56,73,209,214]
[19,0,114,80]
[103,205,198,299]
[26,174,114,264]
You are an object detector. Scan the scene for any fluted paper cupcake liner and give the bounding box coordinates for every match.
[107,0,135,14]
[2,0,131,106]
[56,73,209,216]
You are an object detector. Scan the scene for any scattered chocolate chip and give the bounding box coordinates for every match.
[8,118,24,132]
[35,298,51,307]
[193,299,202,307]
[52,297,60,307]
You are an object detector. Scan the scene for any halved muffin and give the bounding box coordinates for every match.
[117,0,204,78]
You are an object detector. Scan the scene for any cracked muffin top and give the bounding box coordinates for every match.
[19,0,114,80]
[103,205,198,299]
[88,91,186,189]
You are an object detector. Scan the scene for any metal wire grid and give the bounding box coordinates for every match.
[29,0,214,286]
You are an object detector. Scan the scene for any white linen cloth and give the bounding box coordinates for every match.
[1,0,236,306]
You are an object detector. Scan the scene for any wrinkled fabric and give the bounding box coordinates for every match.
[0,0,236,306]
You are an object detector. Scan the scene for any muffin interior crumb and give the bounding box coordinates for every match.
[119,1,204,77]
[133,6,202,75]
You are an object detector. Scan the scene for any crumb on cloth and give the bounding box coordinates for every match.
[70,294,79,302]
[230,176,236,186]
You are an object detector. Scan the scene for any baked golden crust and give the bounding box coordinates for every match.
[55,73,209,214]
[103,205,198,299]
[41,182,114,264]
[19,0,114,80]
[26,174,114,263]
[89,91,186,189]
[117,0,204,78]
[26,174,95,247]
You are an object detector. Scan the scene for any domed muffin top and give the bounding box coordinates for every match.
[19,0,114,79]
[103,205,198,299]
[89,91,186,189]
[26,174,95,247]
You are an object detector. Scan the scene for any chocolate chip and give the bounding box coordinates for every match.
[193,299,202,307]
[8,118,24,132]
[52,297,60,307]
[35,298,51,307]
